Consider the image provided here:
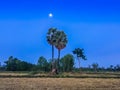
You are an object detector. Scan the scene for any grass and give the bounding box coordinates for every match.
[0,71,120,78]
[0,78,120,90]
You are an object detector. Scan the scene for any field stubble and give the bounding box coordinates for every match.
[0,78,120,90]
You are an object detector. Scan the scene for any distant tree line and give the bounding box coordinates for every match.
[0,55,120,72]
[0,54,74,72]
[4,56,34,71]
[74,63,120,72]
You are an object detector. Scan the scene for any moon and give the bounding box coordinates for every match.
[49,13,53,18]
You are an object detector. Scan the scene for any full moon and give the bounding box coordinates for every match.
[49,13,53,18]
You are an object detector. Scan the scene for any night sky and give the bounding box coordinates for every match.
[0,0,120,67]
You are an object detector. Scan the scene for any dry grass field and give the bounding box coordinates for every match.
[0,78,120,90]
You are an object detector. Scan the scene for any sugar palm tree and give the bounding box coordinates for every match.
[55,31,68,72]
[46,28,57,71]
[73,48,87,68]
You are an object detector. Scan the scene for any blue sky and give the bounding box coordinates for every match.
[0,0,120,67]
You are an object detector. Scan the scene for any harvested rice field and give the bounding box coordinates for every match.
[0,78,120,90]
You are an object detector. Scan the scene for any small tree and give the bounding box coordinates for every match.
[60,54,74,72]
[73,48,87,69]
[37,56,48,72]
[109,65,113,71]
[92,63,99,72]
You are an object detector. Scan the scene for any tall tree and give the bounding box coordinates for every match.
[46,28,57,71]
[55,31,68,72]
[73,48,87,68]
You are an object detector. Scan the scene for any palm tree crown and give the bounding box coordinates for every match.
[55,31,68,50]
[46,28,57,45]
[73,48,86,60]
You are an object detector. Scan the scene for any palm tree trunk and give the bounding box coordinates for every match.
[57,49,61,73]
[52,45,54,71]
